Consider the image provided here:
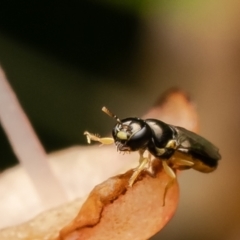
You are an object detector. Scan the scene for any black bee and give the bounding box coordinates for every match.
[84,107,221,203]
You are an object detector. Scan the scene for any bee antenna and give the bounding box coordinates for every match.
[102,106,122,124]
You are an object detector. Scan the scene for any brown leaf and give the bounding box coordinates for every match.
[58,160,179,240]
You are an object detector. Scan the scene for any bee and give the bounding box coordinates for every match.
[84,107,221,204]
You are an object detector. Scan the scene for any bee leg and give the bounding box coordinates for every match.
[84,131,114,145]
[129,150,149,187]
[144,153,156,177]
[137,149,145,164]
[128,158,149,187]
[162,161,176,206]
[174,159,194,167]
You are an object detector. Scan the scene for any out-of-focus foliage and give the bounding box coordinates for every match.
[102,0,205,14]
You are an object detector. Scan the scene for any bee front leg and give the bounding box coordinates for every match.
[128,150,150,187]
[162,161,176,206]
[84,131,114,145]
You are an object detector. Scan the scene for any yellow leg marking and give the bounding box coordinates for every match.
[144,153,156,177]
[146,152,152,168]
[138,149,145,163]
[129,150,149,187]
[162,178,175,206]
[174,159,194,167]
[84,131,114,145]
[162,161,176,179]
[129,157,149,187]
[162,161,176,206]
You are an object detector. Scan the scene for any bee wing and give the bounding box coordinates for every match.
[173,126,221,161]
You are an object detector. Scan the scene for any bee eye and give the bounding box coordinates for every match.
[117,131,128,140]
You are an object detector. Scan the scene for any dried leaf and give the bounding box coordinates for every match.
[59,160,179,240]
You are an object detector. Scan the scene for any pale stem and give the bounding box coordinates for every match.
[0,67,67,207]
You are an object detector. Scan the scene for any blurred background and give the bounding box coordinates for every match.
[0,0,240,239]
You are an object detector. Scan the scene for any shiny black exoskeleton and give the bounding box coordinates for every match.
[112,117,221,173]
[84,106,222,205]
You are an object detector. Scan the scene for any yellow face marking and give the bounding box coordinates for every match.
[117,131,128,140]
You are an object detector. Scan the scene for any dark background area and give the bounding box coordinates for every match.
[0,1,139,75]
[0,0,141,170]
